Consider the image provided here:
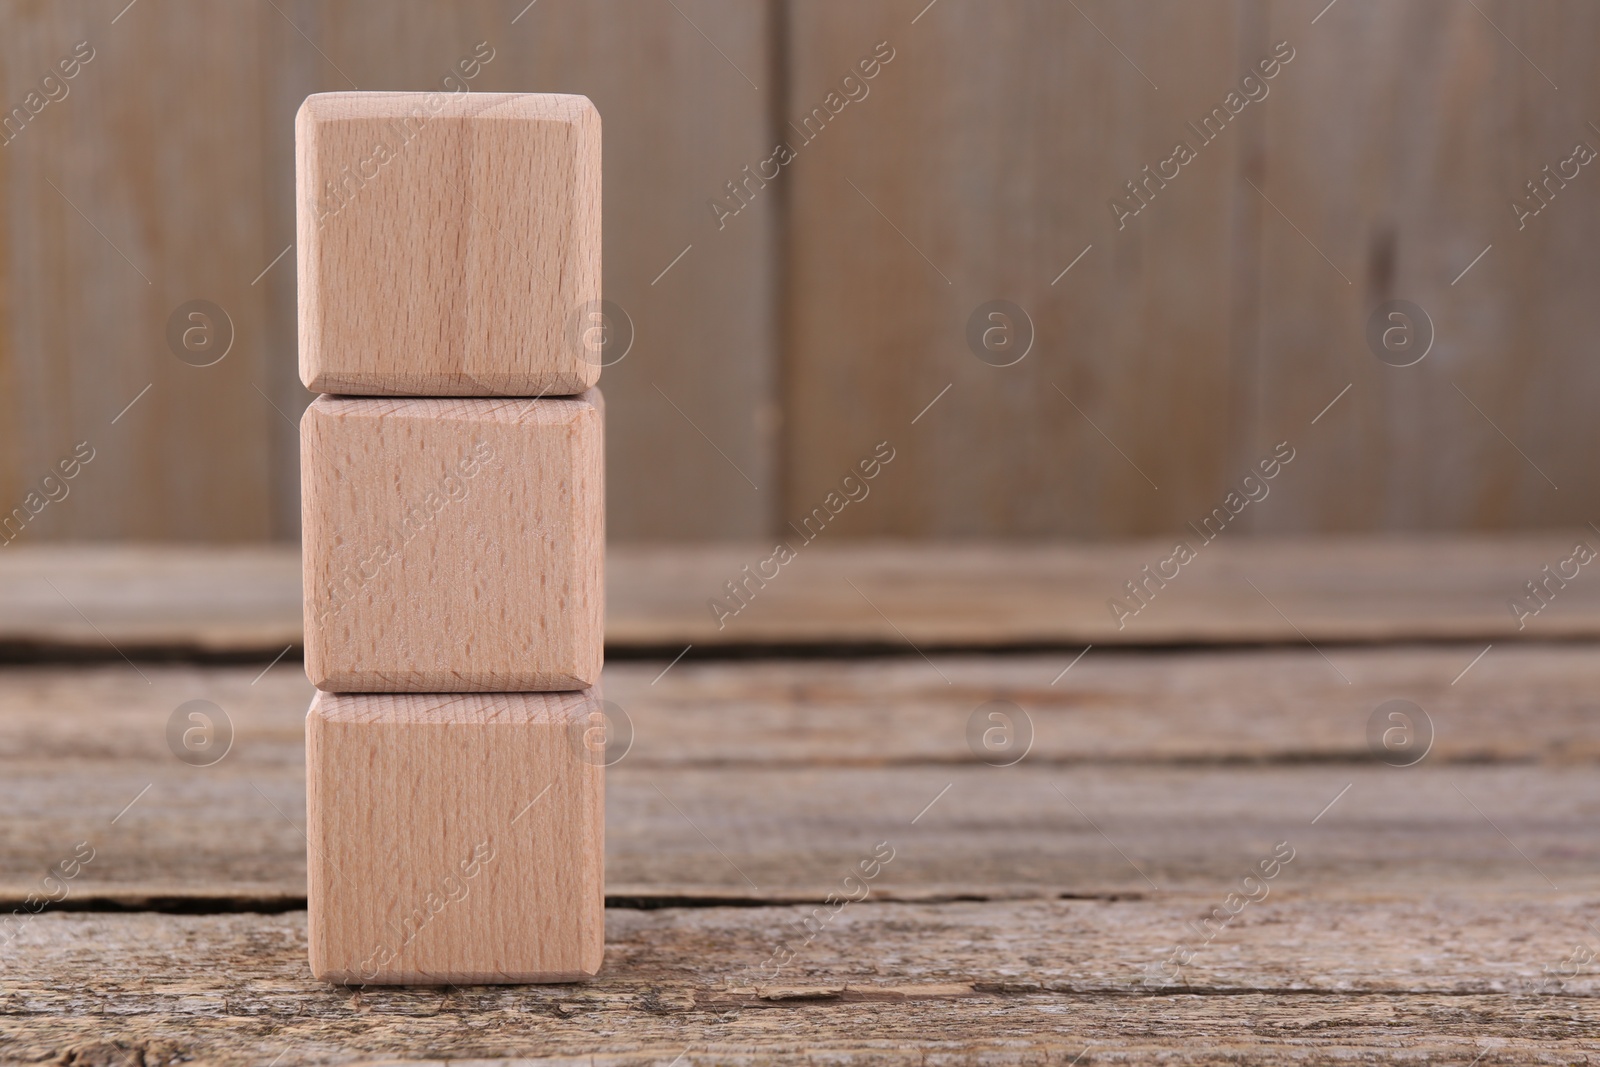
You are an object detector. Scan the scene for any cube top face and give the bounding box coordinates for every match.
[297,92,601,396]
[306,690,605,984]
[301,391,603,692]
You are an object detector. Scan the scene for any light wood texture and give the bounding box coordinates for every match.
[1247,0,1600,535]
[7,537,1600,655]
[609,534,1600,647]
[782,0,1245,538]
[7,896,1600,1065]
[5,644,1600,905]
[296,91,601,396]
[7,1,1600,542]
[0,544,300,654]
[300,393,603,691]
[305,691,604,984]
[0,1,277,542]
[1,627,1597,1059]
[779,0,1600,539]
[1,0,774,541]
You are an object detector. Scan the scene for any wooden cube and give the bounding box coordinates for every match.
[296,92,601,396]
[306,689,606,984]
[301,391,603,692]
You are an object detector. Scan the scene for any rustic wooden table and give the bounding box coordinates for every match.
[3,538,1598,1064]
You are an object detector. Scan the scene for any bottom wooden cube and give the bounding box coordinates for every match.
[306,690,605,984]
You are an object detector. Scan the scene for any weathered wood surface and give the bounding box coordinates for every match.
[4,645,1599,905]
[2,639,1597,1061]
[12,753,1600,905]
[2,543,1597,1061]
[0,546,301,653]
[607,535,1600,646]
[6,897,1600,1066]
[6,536,1600,655]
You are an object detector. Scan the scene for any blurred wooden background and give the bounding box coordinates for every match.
[1,0,1596,543]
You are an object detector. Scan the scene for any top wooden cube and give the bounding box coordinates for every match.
[296,92,601,396]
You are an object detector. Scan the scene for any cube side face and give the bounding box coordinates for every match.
[301,392,604,692]
[296,92,601,396]
[306,691,605,984]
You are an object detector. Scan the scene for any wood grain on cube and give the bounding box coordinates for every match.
[301,392,603,692]
[296,92,601,396]
[306,690,605,984]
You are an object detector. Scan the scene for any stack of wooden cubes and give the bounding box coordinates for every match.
[295,92,606,984]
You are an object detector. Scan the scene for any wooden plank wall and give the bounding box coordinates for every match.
[781,0,1600,538]
[0,1,276,541]
[0,0,775,542]
[2,0,1596,542]
[783,0,1243,537]
[1250,0,1600,533]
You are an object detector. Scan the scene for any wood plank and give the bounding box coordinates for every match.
[781,1,1246,539]
[3,896,1598,1064]
[0,0,276,542]
[624,644,1600,766]
[4,646,1598,904]
[607,535,1600,647]
[779,0,1600,540]
[8,536,1600,654]
[17,756,1595,904]
[1251,0,1600,535]
[0,545,300,654]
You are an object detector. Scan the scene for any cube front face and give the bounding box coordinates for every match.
[301,392,603,692]
[297,92,601,396]
[306,691,605,984]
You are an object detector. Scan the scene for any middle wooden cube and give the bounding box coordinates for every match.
[301,391,603,692]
